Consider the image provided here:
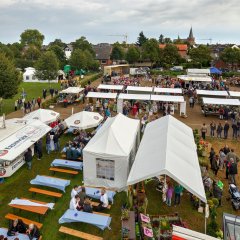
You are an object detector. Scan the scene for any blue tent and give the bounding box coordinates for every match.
[210,67,222,74]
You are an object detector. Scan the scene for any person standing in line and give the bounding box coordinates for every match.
[232,121,238,140]
[217,122,223,138]
[209,147,215,170]
[228,158,238,185]
[201,123,207,140]
[223,121,230,139]
[174,184,183,206]
[36,139,43,160]
[53,132,60,152]
[46,133,51,154]
[210,121,216,137]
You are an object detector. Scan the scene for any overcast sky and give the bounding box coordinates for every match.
[0,0,239,45]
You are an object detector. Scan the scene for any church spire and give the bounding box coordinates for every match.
[189,26,194,39]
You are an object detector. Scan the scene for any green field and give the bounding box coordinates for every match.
[0,82,60,115]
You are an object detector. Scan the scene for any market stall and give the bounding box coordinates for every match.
[196,90,229,97]
[0,119,51,178]
[153,87,182,95]
[177,75,212,82]
[97,84,124,92]
[86,92,118,99]
[58,87,84,105]
[186,68,210,76]
[126,86,153,94]
[83,113,140,190]
[228,91,240,98]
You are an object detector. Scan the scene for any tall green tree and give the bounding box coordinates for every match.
[69,49,88,70]
[73,36,95,56]
[20,29,45,49]
[158,34,164,44]
[164,37,172,44]
[35,51,59,83]
[125,46,140,64]
[0,52,21,98]
[189,45,212,67]
[136,31,148,46]
[0,43,14,60]
[220,47,240,70]
[49,39,66,48]
[48,45,66,68]
[162,44,181,66]
[110,43,125,60]
[24,45,41,61]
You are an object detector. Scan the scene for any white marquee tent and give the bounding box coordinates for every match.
[196,90,229,97]
[118,93,151,101]
[127,115,206,203]
[64,111,103,130]
[228,91,240,98]
[23,109,60,125]
[97,84,124,91]
[151,95,184,103]
[83,113,140,190]
[23,67,37,82]
[86,92,118,99]
[153,87,182,94]
[60,87,84,94]
[187,68,210,75]
[177,75,212,82]
[202,98,240,106]
[126,86,153,93]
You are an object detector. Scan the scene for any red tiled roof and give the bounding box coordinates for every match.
[159,44,188,51]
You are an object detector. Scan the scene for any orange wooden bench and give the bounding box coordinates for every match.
[49,167,78,175]
[91,201,111,210]
[29,187,62,201]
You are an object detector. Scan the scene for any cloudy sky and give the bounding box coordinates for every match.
[0,0,239,45]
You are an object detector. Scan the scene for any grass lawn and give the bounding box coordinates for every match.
[0,82,60,115]
[0,134,239,239]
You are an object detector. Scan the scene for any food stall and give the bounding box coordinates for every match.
[58,87,84,105]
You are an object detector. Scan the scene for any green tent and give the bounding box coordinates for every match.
[64,65,71,74]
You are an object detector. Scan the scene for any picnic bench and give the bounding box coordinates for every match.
[91,201,111,210]
[61,154,82,161]
[5,213,43,229]
[49,167,78,176]
[29,187,62,201]
[59,226,103,240]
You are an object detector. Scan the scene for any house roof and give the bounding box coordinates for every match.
[93,43,112,60]
[159,44,188,51]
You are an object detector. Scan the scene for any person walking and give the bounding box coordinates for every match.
[24,148,32,170]
[174,184,183,206]
[36,139,43,160]
[217,123,223,138]
[212,155,220,176]
[223,121,230,139]
[53,132,60,152]
[201,123,207,140]
[166,183,174,207]
[232,121,238,140]
[210,121,216,137]
[37,97,41,108]
[189,96,194,108]
[209,147,215,170]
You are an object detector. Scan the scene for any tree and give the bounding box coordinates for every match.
[142,38,161,66]
[189,45,212,67]
[0,52,21,98]
[110,43,125,60]
[0,43,14,60]
[35,51,59,84]
[158,34,164,44]
[48,45,66,68]
[8,42,22,58]
[164,37,172,44]
[136,31,148,46]
[20,29,44,49]
[24,45,41,61]
[73,36,95,56]
[162,44,181,66]
[126,46,140,64]
[69,49,88,70]
[220,47,240,70]
[49,39,66,48]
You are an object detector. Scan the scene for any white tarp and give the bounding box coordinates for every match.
[196,90,229,97]
[60,87,84,94]
[172,225,218,240]
[154,87,182,94]
[23,109,60,124]
[202,97,240,106]
[118,93,151,100]
[0,120,51,161]
[64,111,103,130]
[83,113,140,190]
[187,68,210,75]
[127,115,206,203]
[126,86,153,92]
[177,75,212,82]
[98,84,124,91]
[229,91,240,97]
[86,92,117,99]
[151,95,184,103]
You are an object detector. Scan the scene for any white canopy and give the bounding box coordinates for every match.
[98,84,124,91]
[118,93,151,101]
[187,68,210,75]
[0,120,51,161]
[229,91,240,98]
[154,87,182,94]
[126,86,153,93]
[60,87,84,94]
[196,90,229,97]
[202,97,240,106]
[23,109,60,124]
[177,75,212,82]
[64,111,103,130]
[86,92,117,99]
[83,113,140,190]
[127,115,206,203]
[151,95,184,103]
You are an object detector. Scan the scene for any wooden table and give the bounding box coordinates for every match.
[9,198,49,221]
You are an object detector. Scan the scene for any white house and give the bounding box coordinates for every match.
[23,67,38,82]
[64,44,73,59]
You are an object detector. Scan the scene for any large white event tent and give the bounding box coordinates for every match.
[97,84,124,91]
[177,75,212,82]
[153,87,182,94]
[126,86,153,93]
[202,98,240,106]
[196,90,229,97]
[64,111,103,130]
[86,92,117,99]
[59,87,84,94]
[127,115,207,203]
[228,91,240,98]
[23,109,60,124]
[151,95,184,103]
[0,119,51,177]
[186,68,210,75]
[83,113,140,190]
[118,93,151,101]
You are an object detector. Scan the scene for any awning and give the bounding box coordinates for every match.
[118,93,151,101]
[127,115,206,203]
[126,86,153,92]
[151,95,184,103]
[187,68,210,75]
[210,67,222,75]
[98,84,124,91]
[154,87,182,94]
[202,97,240,106]
[228,91,240,98]
[196,90,229,97]
[86,92,117,99]
[177,75,212,82]
[60,87,84,94]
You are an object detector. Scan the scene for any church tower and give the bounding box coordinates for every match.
[187,27,195,46]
